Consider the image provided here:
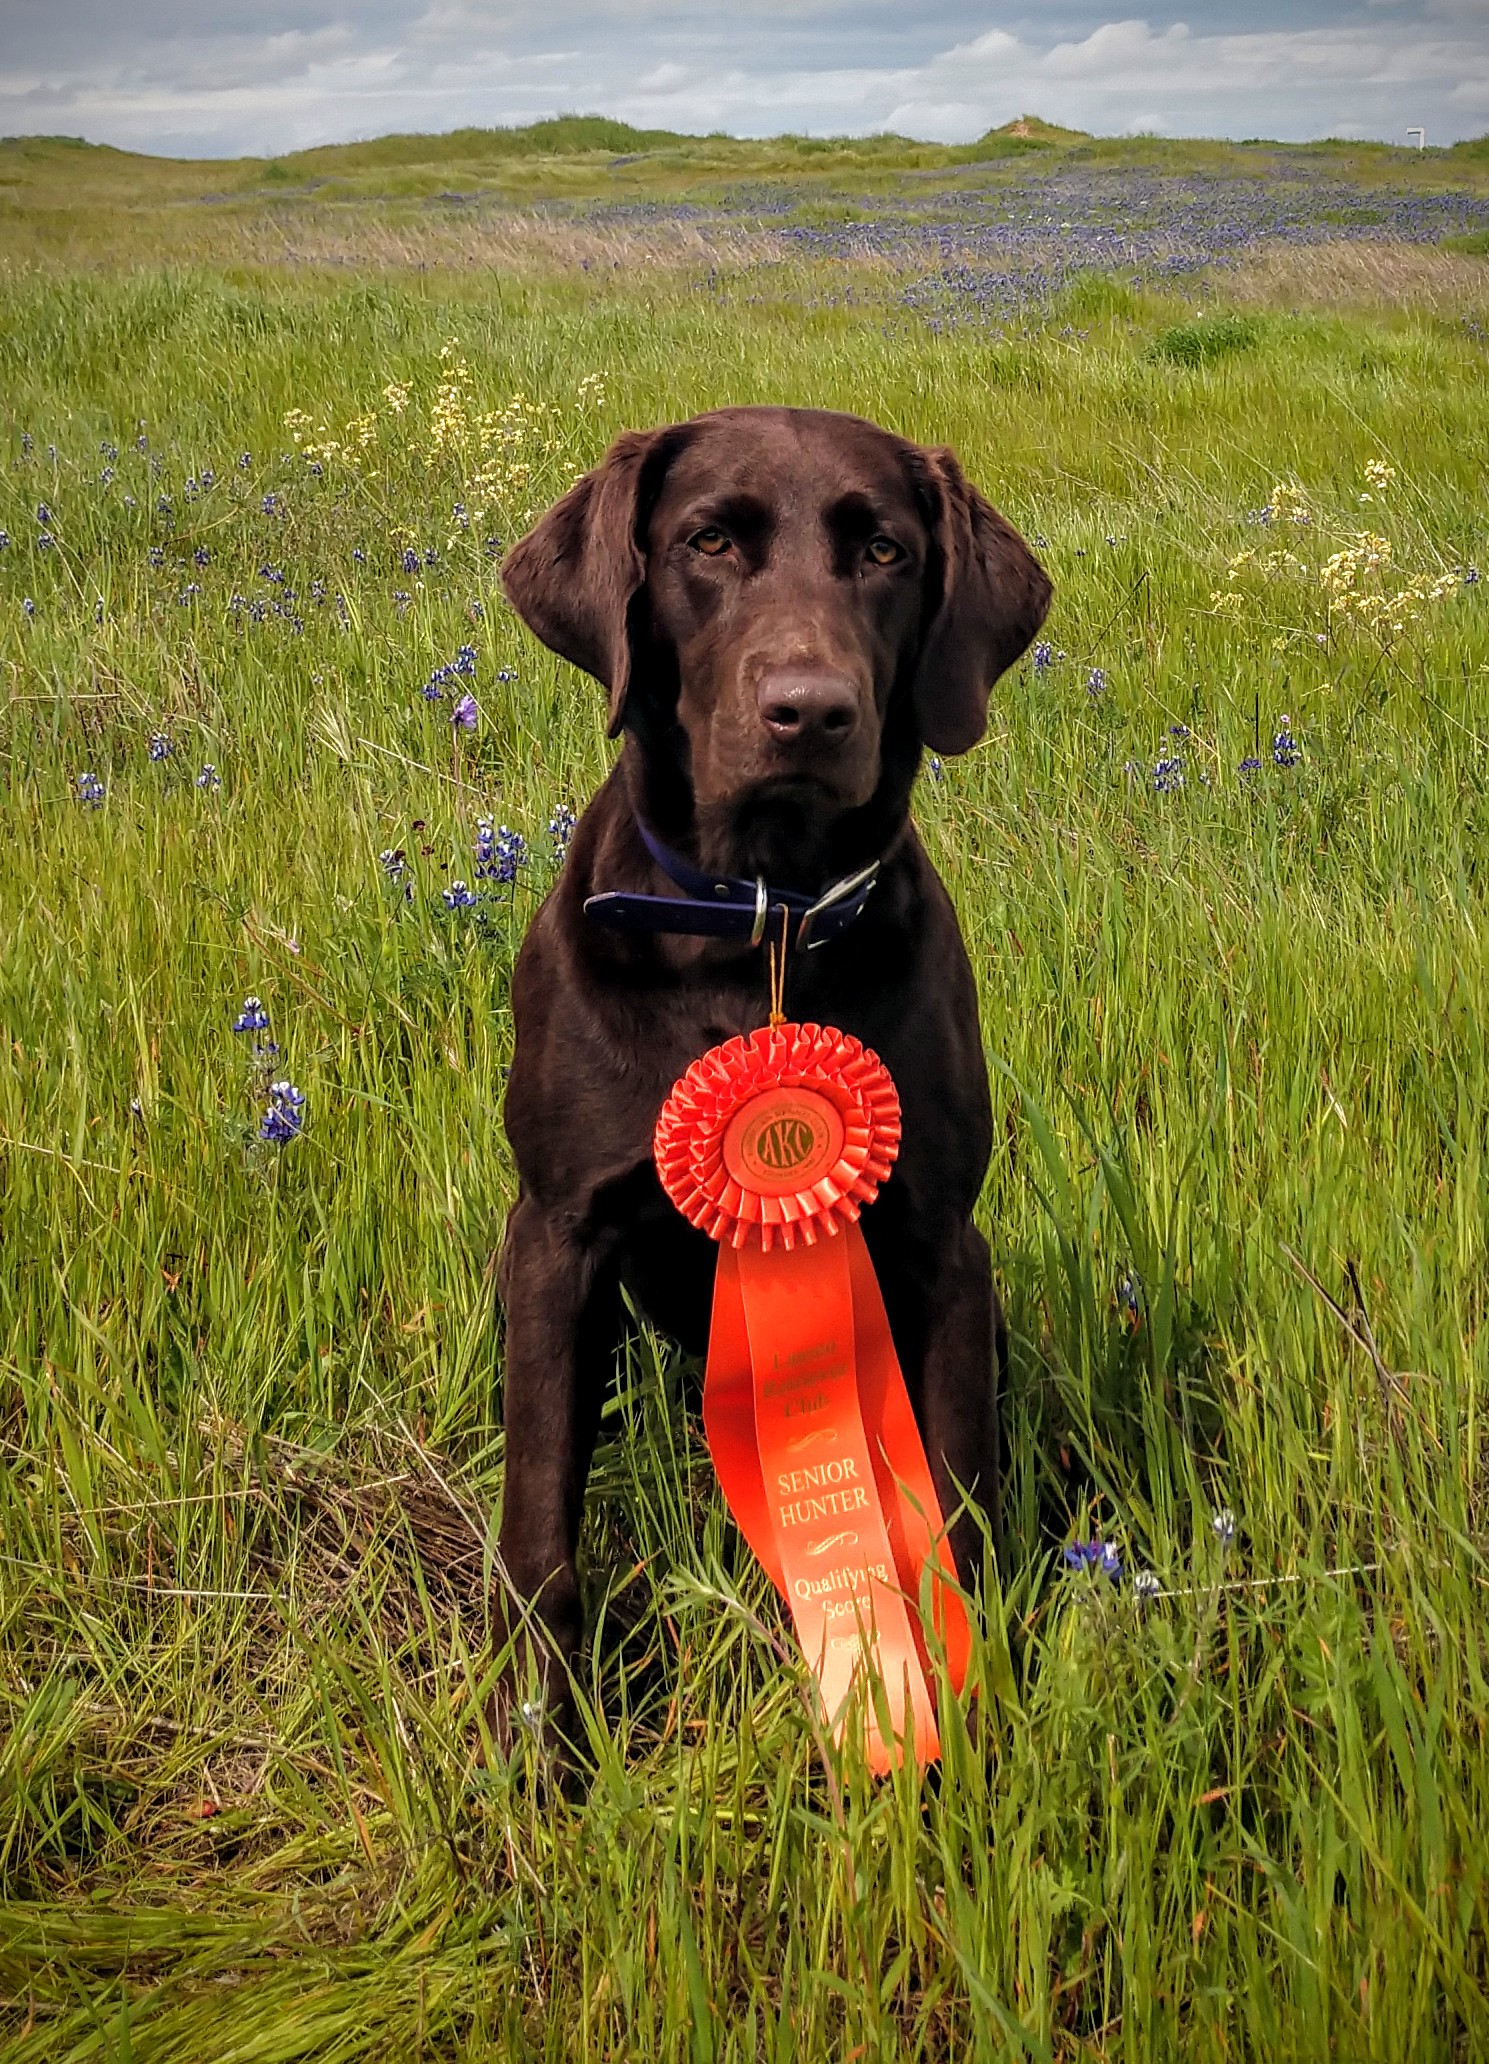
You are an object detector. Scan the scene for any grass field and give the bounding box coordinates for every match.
[2,120,1488,2060]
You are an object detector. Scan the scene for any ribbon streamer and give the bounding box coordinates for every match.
[655,1023,970,1772]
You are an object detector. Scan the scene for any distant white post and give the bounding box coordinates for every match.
[1406,127,1425,150]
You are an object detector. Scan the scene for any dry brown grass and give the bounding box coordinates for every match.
[1226,238,1489,313]
[222,206,784,276]
[0,197,786,276]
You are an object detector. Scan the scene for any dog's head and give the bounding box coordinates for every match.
[503,405,1051,872]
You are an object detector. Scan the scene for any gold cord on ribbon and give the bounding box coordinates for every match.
[767,905,789,1026]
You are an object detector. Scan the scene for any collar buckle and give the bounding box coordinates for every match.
[795,861,880,951]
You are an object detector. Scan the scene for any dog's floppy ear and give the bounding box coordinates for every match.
[910,445,1052,755]
[502,427,674,737]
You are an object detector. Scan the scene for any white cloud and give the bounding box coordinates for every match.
[636,62,691,93]
[0,6,1485,156]
[1037,19,1192,79]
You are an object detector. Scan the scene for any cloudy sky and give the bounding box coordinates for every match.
[2,2,1487,159]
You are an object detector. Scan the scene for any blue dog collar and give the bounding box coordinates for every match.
[584,819,879,951]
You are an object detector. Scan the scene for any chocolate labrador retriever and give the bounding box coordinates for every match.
[495,405,1050,1736]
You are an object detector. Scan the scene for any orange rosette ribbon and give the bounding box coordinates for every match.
[655,1023,970,1773]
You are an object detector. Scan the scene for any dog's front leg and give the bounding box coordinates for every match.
[918,1220,1004,1587]
[493,1189,617,1749]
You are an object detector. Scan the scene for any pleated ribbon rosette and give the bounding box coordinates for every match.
[654,1022,970,1772]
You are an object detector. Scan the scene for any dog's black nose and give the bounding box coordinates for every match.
[756,671,860,747]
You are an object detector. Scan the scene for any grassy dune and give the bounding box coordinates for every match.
[4,116,1488,266]
[1,133,1488,2059]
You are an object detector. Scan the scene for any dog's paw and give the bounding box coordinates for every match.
[480,1668,586,1793]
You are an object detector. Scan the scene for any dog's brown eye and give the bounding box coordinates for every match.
[867,536,903,566]
[689,527,730,556]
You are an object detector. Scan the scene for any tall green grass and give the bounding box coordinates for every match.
[1,248,1487,2059]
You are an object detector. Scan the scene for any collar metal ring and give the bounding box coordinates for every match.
[749,875,769,947]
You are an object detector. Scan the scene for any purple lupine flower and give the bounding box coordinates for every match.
[1211,1508,1236,1550]
[1238,755,1263,777]
[233,995,270,1035]
[1152,753,1184,793]
[1063,1538,1123,1581]
[194,545,211,568]
[442,879,477,909]
[401,547,421,575]
[147,731,172,762]
[196,763,221,790]
[75,771,106,807]
[1031,640,1054,672]
[451,692,478,730]
[1086,667,1107,696]
[476,820,527,883]
[494,826,527,882]
[1272,715,1301,767]
[1132,1570,1162,1601]
[547,802,577,863]
[259,1080,305,1143]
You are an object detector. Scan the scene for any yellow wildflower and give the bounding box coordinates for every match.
[1269,480,1311,528]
